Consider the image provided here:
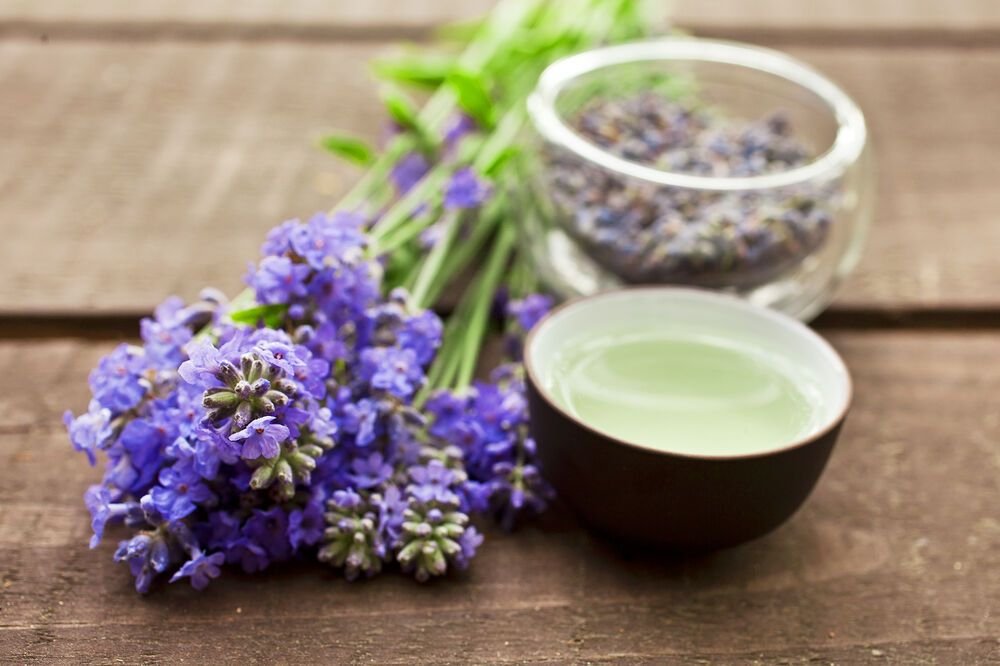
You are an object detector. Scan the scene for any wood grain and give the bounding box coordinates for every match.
[2,331,998,661]
[0,0,998,35]
[0,39,998,315]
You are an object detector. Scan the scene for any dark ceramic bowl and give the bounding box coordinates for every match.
[524,287,852,551]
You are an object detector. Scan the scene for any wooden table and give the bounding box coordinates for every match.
[2,2,998,662]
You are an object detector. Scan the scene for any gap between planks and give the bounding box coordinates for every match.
[2,307,1000,341]
[1,20,1000,48]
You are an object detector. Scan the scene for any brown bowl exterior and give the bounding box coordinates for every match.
[526,374,844,551]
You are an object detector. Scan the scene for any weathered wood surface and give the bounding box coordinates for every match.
[1,37,999,314]
[1,332,998,663]
[2,1,999,663]
[0,0,998,34]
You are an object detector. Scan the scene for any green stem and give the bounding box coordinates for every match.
[410,210,462,309]
[454,223,516,390]
[423,201,502,307]
[337,0,540,216]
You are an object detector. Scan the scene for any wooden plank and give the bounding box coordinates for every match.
[0,0,998,34]
[1,331,998,661]
[0,40,998,314]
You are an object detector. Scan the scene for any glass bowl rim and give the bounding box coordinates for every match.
[526,37,868,192]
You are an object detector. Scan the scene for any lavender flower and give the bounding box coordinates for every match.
[407,460,460,505]
[288,500,325,549]
[318,489,385,580]
[443,167,491,210]
[507,294,553,332]
[84,485,136,548]
[67,199,555,593]
[150,466,213,521]
[390,152,429,195]
[169,551,225,590]
[64,401,112,466]
[289,211,366,269]
[348,452,394,489]
[229,416,290,460]
[89,344,148,413]
[245,507,292,562]
[359,346,424,398]
[246,256,311,305]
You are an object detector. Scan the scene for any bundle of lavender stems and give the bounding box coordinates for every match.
[63,0,656,592]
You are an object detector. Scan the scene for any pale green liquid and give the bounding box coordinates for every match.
[547,331,819,456]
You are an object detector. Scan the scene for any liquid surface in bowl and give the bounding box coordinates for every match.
[546,330,819,456]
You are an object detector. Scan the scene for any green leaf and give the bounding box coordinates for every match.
[482,145,520,176]
[379,85,439,154]
[318,134,374,166]
[229,303,290,328]
[373,53,456,89]
[381,85,422,131]
[446,69,496,129]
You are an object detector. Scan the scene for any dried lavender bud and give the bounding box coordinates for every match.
[544,91,839,288]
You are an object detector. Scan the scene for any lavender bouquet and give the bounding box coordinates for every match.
[63,0,656,593]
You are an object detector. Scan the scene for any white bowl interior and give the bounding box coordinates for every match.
[526,288,851,457]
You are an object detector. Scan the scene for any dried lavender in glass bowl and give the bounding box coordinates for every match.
[523,38,873,321]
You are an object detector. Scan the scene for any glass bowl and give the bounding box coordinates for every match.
[521,38,874,321]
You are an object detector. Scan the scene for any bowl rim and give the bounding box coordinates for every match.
[523,286,854,461]
[526,37,868,192]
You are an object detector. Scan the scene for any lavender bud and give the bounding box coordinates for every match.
[216,360,241,388]
[263,364,283,382]
[274,460,293,485]
[232,402,254,430]
[264,390,289,408]
[202,390,238,409]
[250,465,275,489]
[273,379,298,397]
[250,378,271,397]
[240,353,255,378]
[234,380,252,401]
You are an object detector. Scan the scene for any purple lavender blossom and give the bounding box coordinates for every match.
[454,525,484,570]
[150,465,213,521]
[397,310,443,366]
[177,338,226,388]
[375,485,408,544]
[88,344,148,413]
[287,501,325,549]
[64,401,112,466]
[84,485,135,548]
[407,459,460,505]
[245,507,292,562]
[507,294,554,332]
[332,488,363,510]
[390,151,429,194]
[261,218,300,256]
[443,113,478,149]
[289,211,366,269]
[245,256,311,305]
[229,416,289,460]
[359,346,424,398]
[339,398,378,447]
[169,550,225,590]
[424,391,469,439]
[348,452,393,489]
[225,537,270,574]
[201,510,240,551]
[252,339,307,376]
[141,318,193,369]
[443,167,491,210]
